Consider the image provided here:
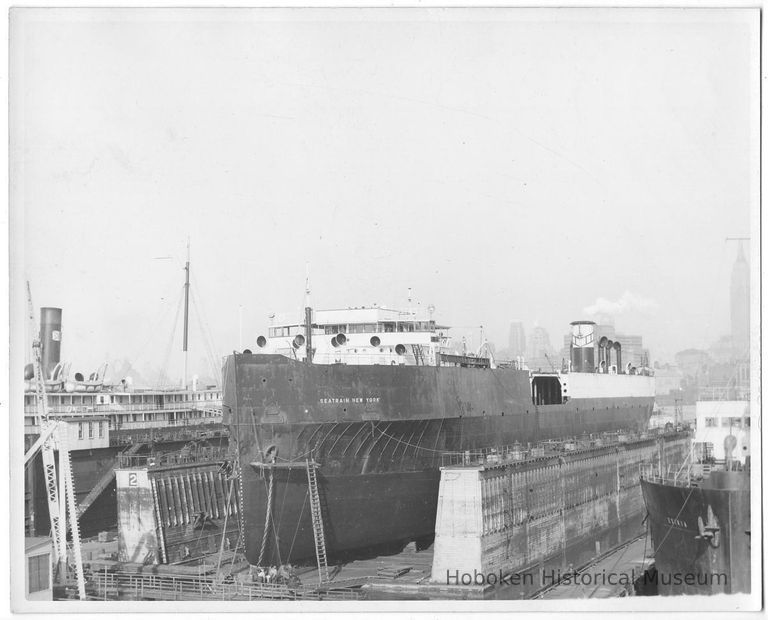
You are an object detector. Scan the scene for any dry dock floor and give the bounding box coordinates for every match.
[531,535,652,599]
[300,535,652,600]
[81,535,652,600]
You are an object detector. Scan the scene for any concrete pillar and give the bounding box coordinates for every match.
[431,467,484,583]
[116,468,159,564]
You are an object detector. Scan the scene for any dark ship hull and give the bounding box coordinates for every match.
[26,446,122,537]
[224,354,655,566]
[640,471,751,595]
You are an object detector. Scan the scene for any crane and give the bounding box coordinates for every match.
[25,282,85,600]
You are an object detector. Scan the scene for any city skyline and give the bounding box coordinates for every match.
[20,241,753,386]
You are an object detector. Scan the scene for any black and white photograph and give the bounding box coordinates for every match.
[7,5,761,614]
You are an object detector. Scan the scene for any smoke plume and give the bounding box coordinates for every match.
[583,291,658,320]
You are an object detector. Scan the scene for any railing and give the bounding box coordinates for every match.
[495,359,527,370]
[88,570,366,601]
[439,428,687,468]
[24,400,223,416]
[698,387,750,402]
[110,426,228,448]
[304,352,427,366]
[25,418,227,437]
[108,416,223,431]
[638,461,732,488]
[639,463,696,488]
[24,417,229,446]
[116,446,230,468]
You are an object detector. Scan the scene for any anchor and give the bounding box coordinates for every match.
[695,504,721,548]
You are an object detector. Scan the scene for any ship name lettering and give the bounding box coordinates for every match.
[318,396,380,405]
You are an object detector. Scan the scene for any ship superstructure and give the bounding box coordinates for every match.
[23,386,223,438]
[255,305,463,367]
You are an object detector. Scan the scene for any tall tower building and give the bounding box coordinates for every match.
[508,321,526,358]
[527,325,554,370]
[730,242,750,354]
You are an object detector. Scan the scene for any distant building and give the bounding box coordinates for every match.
[527,325,555,371]
[653,364,684,396]
[706,360,750,390]
[702,244,751,365]
[507,321,526,358]
[708,334,735,364]
[730,242,750,354]
[674,348,711,379]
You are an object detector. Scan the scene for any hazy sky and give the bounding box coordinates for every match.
[11,8,758,382]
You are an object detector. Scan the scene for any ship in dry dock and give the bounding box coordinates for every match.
[223,308,656,567]
[23,303,224,538]
[640,363,751,595]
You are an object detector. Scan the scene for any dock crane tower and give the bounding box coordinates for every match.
[24,282,86,600]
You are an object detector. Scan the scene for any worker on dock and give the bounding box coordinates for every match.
[267,566,278,583]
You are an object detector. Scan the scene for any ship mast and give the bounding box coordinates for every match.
[182,239,190,389]
[304,262,313,364]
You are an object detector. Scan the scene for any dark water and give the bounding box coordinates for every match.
[490,516,644,600]
[366,516,645,600]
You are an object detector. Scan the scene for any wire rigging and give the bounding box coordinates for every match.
[124,268,188,376]
[157,288,185,387]
[190,284,222,386]
[190,272,223,384]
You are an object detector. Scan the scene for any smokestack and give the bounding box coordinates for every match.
[598,337,608,372]
[40,307,62,379]
[569,321,596,373]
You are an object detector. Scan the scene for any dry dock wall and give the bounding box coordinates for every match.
[431,433,689,584]
[117,463,240,565]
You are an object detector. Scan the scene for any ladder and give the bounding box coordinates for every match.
[150,477,168,563]
[305,460,329,583]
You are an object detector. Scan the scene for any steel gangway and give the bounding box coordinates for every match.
[76,466,116,518]
[77,443,146,518]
